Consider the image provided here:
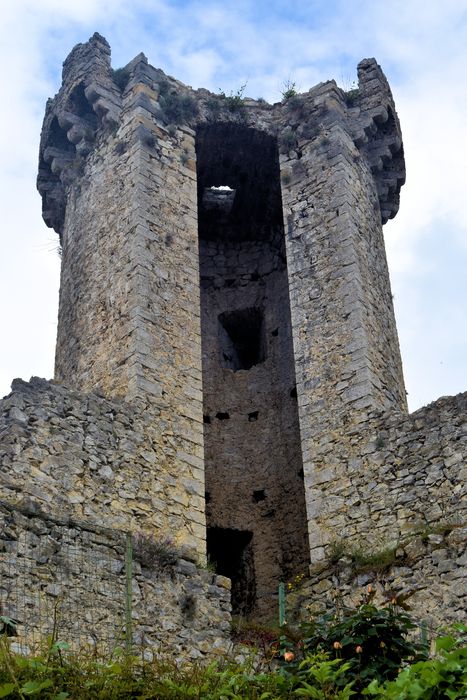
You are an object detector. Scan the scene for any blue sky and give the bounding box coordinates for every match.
[1,0,466,410]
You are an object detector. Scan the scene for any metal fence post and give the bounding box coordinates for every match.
[124,532,133,655]
[278,581,286,655]
[278,581,286,627]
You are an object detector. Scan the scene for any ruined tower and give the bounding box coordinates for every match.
[35,33,408,617]
[1,34,464,648]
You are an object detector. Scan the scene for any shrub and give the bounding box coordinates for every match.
[282,79,297,100]
[344,87,359,106]
[159,92,199,125]
[300,590,428,693]
[280,129,297,152]
[132,532,180,571]
[364,627,467,699]
[112,67,130,92]
[218,82,247,112]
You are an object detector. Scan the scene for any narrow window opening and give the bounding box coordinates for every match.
[248,411,259,422]
[207,527,255,616]
[219,307,265,371]
[216,411,230,420]
[271,328,279,337]
[290,385,297,399]
[203,414,211,424]
[252,489,266,503]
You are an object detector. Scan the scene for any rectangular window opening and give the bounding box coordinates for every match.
[219,307,266,371]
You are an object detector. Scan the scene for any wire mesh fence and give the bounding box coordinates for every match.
[0,501,131,655]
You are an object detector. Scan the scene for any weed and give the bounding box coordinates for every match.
[0,623,464,699]
[218,82,247,112]
[374,435,385,450]
[281,78,297,100]
[206,96,222,117]
[328,539,399,574]
[344,85,359,106]
[364,626,467,699]
[286,94,303,112]
[328,540,347,565]
[132,532,180,571]
[159,92,199,125]
[351,546,399,573]
[280,128,297,152]
[112,67,130,92]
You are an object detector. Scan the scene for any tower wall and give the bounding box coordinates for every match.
[19,34,465,638]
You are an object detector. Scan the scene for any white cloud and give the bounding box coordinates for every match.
[0,0,466,410]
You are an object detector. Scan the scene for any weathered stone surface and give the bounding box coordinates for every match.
[0,501,230,659]
[0,33,463,655]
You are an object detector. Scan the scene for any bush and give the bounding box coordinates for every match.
[132,532,180,571]
[364,627,467,699]
[112,67,130,92]
[299,590,428,693]
[159,92,199,125]
[0,626,465,699]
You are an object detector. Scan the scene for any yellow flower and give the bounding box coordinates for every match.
[333,641,342,650]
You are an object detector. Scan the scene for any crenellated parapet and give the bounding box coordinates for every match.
[347,58,405,223]
[37,33,122,236]
[37,36,406,241]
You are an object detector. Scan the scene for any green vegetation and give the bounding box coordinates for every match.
[298,587,428,694]
[0,603,465,699]
[132,532,180,571]
[364,629,467,699]
[280,129,298,152]
[343,82,359,106]
[328,540,399,574]
[218,82,248,112]
[111,67,130,92]
[281,79,297,100]
[157,80,199,125]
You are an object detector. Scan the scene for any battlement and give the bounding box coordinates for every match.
[38,35,404,236]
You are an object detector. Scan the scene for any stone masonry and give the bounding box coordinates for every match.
[0,32,465,649]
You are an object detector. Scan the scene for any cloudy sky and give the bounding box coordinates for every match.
[0,0,466,411]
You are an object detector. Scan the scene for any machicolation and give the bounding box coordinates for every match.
[0,32,465,657]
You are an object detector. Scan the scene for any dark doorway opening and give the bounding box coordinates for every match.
[207,527,256,616]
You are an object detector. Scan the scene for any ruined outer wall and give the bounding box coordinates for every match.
[0,500,231,658]
[0,378,204,557]
[288,392,467,629]
[305,392,467,557]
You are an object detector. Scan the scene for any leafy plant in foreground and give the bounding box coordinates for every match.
[364,627,467,699]
[299,588,428,692]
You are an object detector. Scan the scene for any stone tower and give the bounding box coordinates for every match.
[37,33,407,617]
